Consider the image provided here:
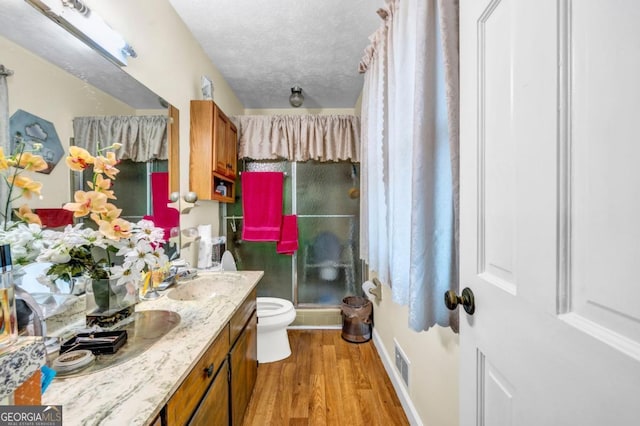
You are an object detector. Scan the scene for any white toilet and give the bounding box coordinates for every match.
[256,297,296,363]
[220,251,296,363]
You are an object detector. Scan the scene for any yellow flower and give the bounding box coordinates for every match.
[16,204,41,226]
[93,152,119,180]
[66,146,94,172]
[90,203,122,223]
[0,148,9,171]
[98,217,131,241]
[63,190,108,217]
[16,152,48,172]
[87,174,116,200]
[8,175,42,199]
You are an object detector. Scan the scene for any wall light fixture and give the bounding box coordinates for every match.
[25,0,137,67]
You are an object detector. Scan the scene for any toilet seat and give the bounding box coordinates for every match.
[257,297,294,318]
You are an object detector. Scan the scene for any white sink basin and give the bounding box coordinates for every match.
[168,272,243,301]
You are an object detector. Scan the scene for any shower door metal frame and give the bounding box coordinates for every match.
[222,161,361,308]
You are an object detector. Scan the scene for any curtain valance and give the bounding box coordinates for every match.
[72,115,168,162]
[232,115,360,162]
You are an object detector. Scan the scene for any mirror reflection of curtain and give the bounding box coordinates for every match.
[72,115,168,162]
[72,115,169,223]
[0,65,13,219]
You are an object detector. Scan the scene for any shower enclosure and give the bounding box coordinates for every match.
[222,160,361,307]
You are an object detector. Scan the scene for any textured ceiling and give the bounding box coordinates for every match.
[0,0,383,110]
[169,0,383,109]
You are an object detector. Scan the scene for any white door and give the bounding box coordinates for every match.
[459,0,640,425]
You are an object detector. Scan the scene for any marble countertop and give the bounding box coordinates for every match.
[0,337,46,398]
[42,270,263,426]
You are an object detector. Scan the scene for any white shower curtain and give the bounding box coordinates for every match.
[359,8,391,286]
[359,0,459,332]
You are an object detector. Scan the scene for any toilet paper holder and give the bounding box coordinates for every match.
[368,277,382,302]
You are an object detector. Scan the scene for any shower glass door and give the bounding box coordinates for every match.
[223,160,361,307]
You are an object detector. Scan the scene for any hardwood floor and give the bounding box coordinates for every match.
[241,329,409,426]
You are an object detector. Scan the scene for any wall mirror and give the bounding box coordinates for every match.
[0,0,179,232]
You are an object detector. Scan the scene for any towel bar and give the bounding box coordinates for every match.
[239,171,288,177]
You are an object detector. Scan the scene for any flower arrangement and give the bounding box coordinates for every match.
[0,141,47,267]
[37,144,169,291]
[0,141,47,229]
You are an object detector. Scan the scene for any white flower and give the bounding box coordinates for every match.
[133,219,165,243]
[0,222,45,265]
[37,219,169,290]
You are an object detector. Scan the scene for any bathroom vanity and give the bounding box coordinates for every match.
[42,270,263,425]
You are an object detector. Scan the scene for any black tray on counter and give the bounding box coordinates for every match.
[60,330,128,355]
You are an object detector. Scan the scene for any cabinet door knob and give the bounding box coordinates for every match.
[204,364,214,378]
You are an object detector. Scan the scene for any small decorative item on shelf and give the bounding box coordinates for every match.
[215,182,227,197]
[201,75,213,101]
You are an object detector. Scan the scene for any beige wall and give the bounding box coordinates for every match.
[85,0,245,237]
[2,36,138,210]
[373,281,459,426]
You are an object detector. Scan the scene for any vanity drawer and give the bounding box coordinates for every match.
[166,325,230,426]
[230,288,257,346]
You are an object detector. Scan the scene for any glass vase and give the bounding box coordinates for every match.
[85,278,137,328]
[0,244,17,349]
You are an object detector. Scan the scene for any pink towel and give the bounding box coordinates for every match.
[242,172,284,241]
[36,209,74,228]
[143,172,179,242]
[150,172,171,212]
[277,215,299,255]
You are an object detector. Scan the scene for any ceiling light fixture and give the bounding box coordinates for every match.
[289,86,304,108]
[25,0,137,67]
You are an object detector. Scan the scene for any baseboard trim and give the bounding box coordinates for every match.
[372,328,424,426]
[288,325,342,330]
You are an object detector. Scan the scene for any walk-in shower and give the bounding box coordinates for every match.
[222,160,362,308]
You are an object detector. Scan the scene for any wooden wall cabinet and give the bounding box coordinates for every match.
[189,100,238,203]
[164,289,257,426]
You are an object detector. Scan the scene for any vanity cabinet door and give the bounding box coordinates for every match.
[230,289,257,345]
[188,360,230,426]
[229,311,258,426]
[165,326,230,426]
